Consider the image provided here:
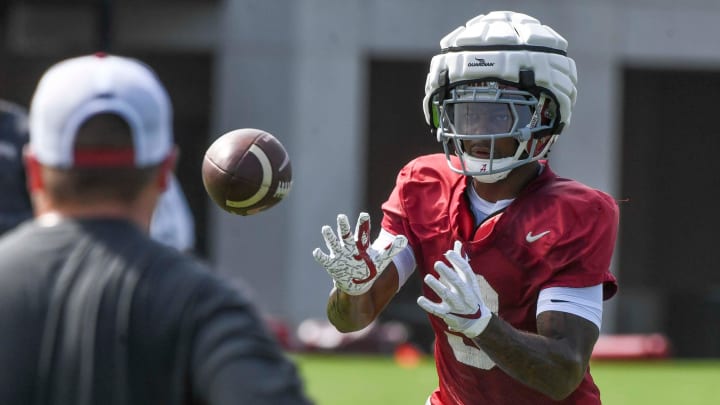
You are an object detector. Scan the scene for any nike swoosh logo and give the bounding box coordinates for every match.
[526,230,550,243]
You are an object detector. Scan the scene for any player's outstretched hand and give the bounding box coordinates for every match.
[417,241,492,338]
[313,212,407,295]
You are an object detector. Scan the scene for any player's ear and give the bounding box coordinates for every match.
[156,146,178,191]
[22,145,44,193]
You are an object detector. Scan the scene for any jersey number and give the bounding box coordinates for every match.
[445,274,498,370]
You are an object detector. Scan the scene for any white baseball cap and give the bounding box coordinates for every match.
[29,53,173,168]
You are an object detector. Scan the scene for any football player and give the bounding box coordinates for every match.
[313,11,618,405]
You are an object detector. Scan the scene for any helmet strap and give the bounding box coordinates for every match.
[431,69,451,128]
[528,93,557,139]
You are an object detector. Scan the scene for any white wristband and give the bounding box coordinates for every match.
[373,229,416,291]
[464,311,492,338]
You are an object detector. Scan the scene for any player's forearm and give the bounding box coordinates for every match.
[472,314,589,401]
[326,265,400,333]
[326,288,377,332]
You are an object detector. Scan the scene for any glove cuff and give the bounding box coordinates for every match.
[333,278,376,296]
[464,309,493,338]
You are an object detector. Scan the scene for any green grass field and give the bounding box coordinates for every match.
[293,354,720,405]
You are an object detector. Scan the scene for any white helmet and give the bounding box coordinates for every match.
[423,11,577,183]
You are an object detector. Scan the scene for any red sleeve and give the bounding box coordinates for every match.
[380,154,459,252]
[380,163,416,245]
[542,192,619,300]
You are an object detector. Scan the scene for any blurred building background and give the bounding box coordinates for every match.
[1,0,719,357]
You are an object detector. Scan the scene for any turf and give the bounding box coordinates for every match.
[293,353,437,404]
[591,360,720,404]
[293,354,720,405]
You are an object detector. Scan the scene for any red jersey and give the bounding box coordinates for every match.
[381,154,618,405]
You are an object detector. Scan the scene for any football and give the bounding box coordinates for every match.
[201,128,292,216]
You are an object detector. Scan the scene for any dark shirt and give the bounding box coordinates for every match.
[0,218,312,405]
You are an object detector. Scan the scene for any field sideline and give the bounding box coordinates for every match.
[293,354,720,405]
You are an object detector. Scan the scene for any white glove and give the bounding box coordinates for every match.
[417,241,492,338]
[312,212,408,295]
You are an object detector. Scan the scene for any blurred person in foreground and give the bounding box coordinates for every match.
[312,11,618,404]
[0,100,33,235]
[0,53,312,405]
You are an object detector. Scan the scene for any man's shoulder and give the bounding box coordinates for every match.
[144,246,247,304]
[0,220,60,258]
[143,243,214,285]
[397,153,463,187]
[500,168,619,241]
[381,154,468,230]
[403,153,453,171]
[531,167,617,212]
